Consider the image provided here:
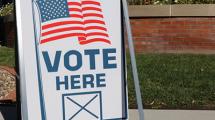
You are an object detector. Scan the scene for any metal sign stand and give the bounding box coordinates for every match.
[122,0,145,120]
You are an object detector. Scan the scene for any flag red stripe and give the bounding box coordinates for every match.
[86,32,109,37]
[69,14,83,18]
[42,27,84,36]
[69,8,82,12]
[82,1,101,6]
[79,38,111,44]
[42,27,107,37]
[78,37,86,41]
[68,2,81,6]
[41,33,86,44]
[42,21,84,30]
[84,20,105,25]
[82,7,102,12]
[83,13,103,18]
[85,26,107,31]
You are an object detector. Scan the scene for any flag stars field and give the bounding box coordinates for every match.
[37,0,69,22]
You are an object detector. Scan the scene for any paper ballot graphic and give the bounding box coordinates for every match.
[62,92,102,120]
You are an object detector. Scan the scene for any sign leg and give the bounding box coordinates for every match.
[122,0,145,120]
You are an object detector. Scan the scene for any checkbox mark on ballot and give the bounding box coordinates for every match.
[62,92,102,120]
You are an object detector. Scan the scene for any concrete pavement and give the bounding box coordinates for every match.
[0,112,3,120]
[129,109,215,120]
[1,109,215,120]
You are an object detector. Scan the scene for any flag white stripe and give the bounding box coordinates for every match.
[41,30,85,40]
[42,24,84,33]
[86,36,109,40]
[42,18,83,26]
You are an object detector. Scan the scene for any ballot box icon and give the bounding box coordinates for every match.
[62,91,102,120]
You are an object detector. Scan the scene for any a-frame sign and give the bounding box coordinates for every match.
[16,0,128,119]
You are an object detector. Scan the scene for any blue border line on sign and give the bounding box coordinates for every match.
[120,0,128,119]
[31,1,47,120]
[62,91,103,120]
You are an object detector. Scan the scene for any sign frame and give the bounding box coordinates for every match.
[15,0,128,120]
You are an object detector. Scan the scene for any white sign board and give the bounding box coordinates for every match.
[16,0,128,120]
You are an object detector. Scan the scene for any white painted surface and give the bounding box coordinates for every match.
[129,109,215,120]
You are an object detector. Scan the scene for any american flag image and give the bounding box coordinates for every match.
[36,0,110,45]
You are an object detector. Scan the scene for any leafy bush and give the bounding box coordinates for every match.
[128,0,215,5]
[175,0,215,4]
[0,3,13,17]
[128,0,171,5]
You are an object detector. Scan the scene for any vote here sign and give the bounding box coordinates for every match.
[16,0,128,120]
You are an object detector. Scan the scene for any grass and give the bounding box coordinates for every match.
[1,47,215,109]
[0,47,15,67]
[127,54,215,109]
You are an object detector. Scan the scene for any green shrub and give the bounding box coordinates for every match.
[0,3,14,17]
[127,0,215,5]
